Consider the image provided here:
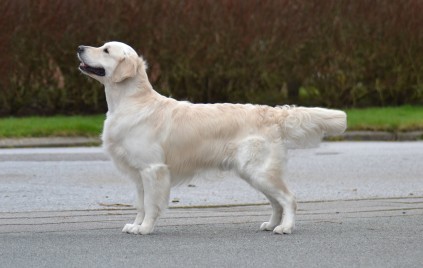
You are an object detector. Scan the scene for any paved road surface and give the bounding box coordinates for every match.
[1,198,422,267]
[0,142,422,267]
[0,142,422,211]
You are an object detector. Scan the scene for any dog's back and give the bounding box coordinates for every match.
[156,101,346,179]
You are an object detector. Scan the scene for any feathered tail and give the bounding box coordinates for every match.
[280,106,347,148]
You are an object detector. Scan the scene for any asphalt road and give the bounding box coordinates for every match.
[0,142,422,211]
[1,198,422,267]
[0,142,423,267]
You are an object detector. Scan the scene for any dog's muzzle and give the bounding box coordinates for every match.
[77,46,106,77]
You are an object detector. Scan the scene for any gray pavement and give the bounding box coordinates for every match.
[0,142,422,267]
[1,198,422,267]
[1,142,422,212]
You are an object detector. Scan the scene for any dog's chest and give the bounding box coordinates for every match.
[102,114,163,170]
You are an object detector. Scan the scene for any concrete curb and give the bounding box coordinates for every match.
[331,131,423,142]
[0,131,422,148]
[0,137,101,148]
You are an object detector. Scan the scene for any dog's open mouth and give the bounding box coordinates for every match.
[79,62,106,76]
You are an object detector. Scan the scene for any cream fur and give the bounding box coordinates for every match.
[77,41,347,235]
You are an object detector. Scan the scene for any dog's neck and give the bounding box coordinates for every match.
[104,69,157,113]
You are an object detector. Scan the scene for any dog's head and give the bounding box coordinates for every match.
[77,41,139,84]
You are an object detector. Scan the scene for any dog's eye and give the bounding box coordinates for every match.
[104,48,109,54]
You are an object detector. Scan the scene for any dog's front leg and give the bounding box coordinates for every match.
[122,180,145,233]
[123,164,171,235]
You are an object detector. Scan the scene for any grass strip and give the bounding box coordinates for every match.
[0,115,104,138]
[0,106,422,138]
[346,105,423,132]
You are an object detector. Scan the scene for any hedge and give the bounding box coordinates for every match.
[1,0,423,115]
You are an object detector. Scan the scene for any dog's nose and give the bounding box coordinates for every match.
[77,45,85,54]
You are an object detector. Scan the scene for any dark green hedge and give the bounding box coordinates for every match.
[1,0,423,115]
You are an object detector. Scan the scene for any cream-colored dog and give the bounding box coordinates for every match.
[77,41,346,235]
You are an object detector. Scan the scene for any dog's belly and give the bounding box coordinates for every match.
[163,138,238,177]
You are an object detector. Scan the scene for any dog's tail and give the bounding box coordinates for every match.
[279,106,347,148]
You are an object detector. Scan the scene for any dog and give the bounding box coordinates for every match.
[77,41,347,235]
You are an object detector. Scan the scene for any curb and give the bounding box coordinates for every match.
[0,131,422,148]
[0,137,101,148]
[334,131,423,141]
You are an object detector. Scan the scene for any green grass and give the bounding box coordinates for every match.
[0,115,105,138]
[346,105,423,132]
[0,106,422,138]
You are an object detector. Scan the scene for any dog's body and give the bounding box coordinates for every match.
[77,41,347,235]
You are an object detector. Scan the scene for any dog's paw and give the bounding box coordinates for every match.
[260,222,277,231]
[122,223,138,234]
[122,223,154,235]
[273,224,293,235]
[122,223,136,233]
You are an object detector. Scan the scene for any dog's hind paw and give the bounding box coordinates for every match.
[260,222,278,231]
[122,223,154,235]
[122,223,136,233]
[273,224,293,234]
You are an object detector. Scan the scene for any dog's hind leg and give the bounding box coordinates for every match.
[259,177,296,234]
[124,164,171,235]
[259,195,283,231]
[236,138,296,234]
[249,171,296,234]
[244,169,296,234]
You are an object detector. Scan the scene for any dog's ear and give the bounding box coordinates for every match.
[112,55,138,83]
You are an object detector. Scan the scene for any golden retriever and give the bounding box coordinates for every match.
[77,41,346,235]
